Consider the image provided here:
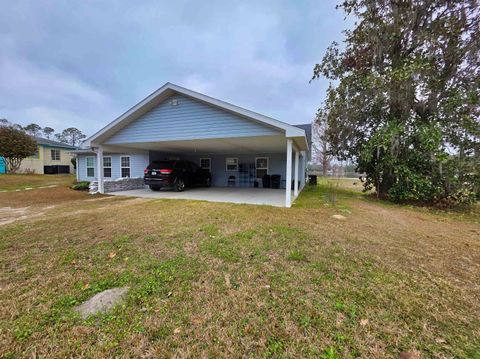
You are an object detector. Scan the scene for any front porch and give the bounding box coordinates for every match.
[108,187,292,207]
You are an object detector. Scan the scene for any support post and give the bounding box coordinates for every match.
[285,139,292,207]
[96,146,104,194]
[300,151,306,188]
[75,155,79,181]
[294,150,299,197]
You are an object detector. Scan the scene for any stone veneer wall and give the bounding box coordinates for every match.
[89,177,145,194]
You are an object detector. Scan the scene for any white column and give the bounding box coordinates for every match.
[75,155,79,181]
[97,146,104,194]
[285,139,292,207]
[300,151,306,188]
[294,150,299,197]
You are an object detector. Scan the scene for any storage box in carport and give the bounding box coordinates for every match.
[270,175,281,189]
[262,174,271,188]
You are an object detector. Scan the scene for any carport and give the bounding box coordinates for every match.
[88,133,306,207]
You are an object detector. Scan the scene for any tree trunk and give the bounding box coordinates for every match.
[322,156,329,176]
[5,157,22,173]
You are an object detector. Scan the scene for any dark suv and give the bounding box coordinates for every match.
[144,160,212,191]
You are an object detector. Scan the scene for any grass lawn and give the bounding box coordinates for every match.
[0,174,76,191]
[0,177,479,358]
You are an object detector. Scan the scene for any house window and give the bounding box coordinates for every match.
[121,156,130,177]
[200,158,211,170]
[103,156,112,178]
[86,157,95,177]
[226,157,238,171]
[51,149,60,161]
[256,157,268,179]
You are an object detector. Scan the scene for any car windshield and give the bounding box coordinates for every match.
[151,161,175,169]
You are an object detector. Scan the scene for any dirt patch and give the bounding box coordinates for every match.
[0,207,47,226]
[0,190,150,226]
[356,201,408,227]
[84,196,115,202]
[0,207,30,225]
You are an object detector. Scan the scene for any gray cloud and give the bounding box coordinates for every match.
[0,0,348,136]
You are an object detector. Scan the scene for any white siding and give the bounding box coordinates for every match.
[104,94,281,144]
[77,153,149,181]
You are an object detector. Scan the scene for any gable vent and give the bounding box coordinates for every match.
[170,99,179,106]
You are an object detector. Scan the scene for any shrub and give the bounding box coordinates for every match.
[433,188,477,209]
[0,126,37,173]
[71,181,90,191]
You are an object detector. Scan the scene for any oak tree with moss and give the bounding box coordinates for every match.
[313,0,479,206]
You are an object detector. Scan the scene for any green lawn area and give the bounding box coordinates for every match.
[0,174,76,191]
[0,177,479,358]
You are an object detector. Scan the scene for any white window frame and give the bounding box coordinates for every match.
[120,155,131,178]
[103,156,112,178]
[86,156,95,177]
[255,157,269,178]
[199,158,211,170]
[226,157,238,171]
[51,149,61,161]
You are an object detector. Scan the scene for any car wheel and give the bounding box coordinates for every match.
[205,177,211,187]
[149,185,160,191]
[175,178,185,192]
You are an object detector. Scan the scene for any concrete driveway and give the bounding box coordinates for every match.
[109,187,289,207]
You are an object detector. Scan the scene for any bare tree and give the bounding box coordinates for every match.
[42,127,55,139]
[56,127,86,146]
[24,123,42,137]
[1,119,26,132]
[313,110,331,176]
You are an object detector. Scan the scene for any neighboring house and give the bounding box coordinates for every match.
[0,157,6,174]
[75,83,312,207]
[19,137,76,174]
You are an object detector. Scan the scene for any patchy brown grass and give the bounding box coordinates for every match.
[0,178,479,358]
[0,174,76,191]
[0,186,89,207]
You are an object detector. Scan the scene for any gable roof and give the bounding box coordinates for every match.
[83,83,307,149]
[33,136,76,149]
[294,124,312,148]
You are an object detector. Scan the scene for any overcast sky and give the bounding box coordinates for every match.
[1,0,349,137]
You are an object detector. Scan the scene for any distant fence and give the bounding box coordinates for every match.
[308,170,364,179]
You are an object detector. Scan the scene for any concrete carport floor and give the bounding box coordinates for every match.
[109,186,294,207]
